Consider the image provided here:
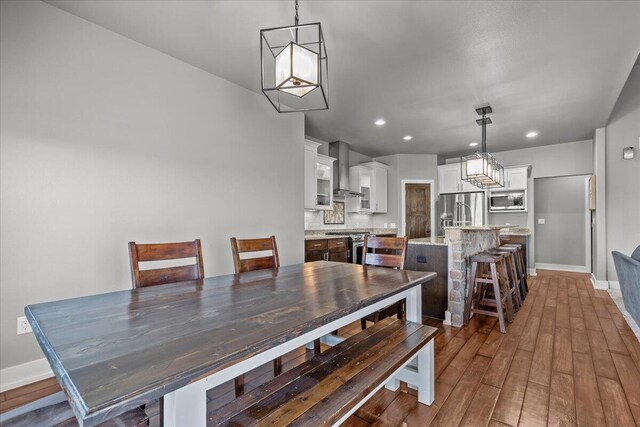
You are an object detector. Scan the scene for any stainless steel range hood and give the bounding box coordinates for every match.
[328,141,364,197]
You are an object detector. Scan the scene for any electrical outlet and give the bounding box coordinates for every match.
[390,223,396,229]
[538,218,545,225]
[17,316,32,335]
[417,256,427,263]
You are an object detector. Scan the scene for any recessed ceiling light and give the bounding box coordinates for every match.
[374,119,386,126]
[526,131,538,138]
[403,135,413,141]
[469,142,478,147]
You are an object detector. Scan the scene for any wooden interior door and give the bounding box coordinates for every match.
[405,183,431,239]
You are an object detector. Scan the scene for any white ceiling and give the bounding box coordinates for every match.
[47,0,640,157]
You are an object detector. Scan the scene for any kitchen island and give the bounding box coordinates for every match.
[408,226,531,327]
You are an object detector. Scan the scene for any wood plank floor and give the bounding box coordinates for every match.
[3,269,640,426]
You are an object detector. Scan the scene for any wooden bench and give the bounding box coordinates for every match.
[209,318,438,426]
[0,390,149,427]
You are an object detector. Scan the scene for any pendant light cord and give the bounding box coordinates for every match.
[294,0,299,42]
[481,111,487,153]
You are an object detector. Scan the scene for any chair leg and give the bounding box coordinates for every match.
[273,357,282,377]
[235,375,244,397]
[361,318,367,330]
[313,339,321,355]
[490,262,507,333]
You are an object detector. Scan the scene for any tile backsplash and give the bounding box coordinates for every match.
[304,210,373,230]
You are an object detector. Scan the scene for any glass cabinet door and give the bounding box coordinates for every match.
[359,171,371,211]
[316,162,331,207]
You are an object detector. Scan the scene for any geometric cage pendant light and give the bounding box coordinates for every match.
[260,0,329,113]
[461,105,505,189]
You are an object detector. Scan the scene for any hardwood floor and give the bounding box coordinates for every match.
[3,270,640,426]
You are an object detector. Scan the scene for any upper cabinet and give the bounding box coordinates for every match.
[503,166,529,190]
[348,165,373,213]
[362,161,388,213]
[438,163,478,194]
[304,140,336,211]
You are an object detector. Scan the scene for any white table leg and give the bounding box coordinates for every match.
[163,377,208,427]
[416,340,435,404]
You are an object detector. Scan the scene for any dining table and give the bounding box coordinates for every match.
[25,260,437,427]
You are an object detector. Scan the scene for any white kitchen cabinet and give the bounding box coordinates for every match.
[348,165,373,213]
[304,140,336,210]
[504,166,528,190]
[438,163,480,193]
[362,161,388,213]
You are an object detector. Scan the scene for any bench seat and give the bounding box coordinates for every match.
[209,317,438,426]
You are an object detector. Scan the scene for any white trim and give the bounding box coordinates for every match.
[609,280,620,290]
[400,180,435,238]
[443,310,452,326]
[584,177,592,274]
[590,273,609,290]
[528,268,537,276]
[535,263,588,273]
[0,357,53,393]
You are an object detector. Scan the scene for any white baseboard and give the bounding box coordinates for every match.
[443,310,452,326]
[0,358,52,393]
[590,273,610,290]
[609,280,620,290]
[528,268,537,276]
[535,263,588,273]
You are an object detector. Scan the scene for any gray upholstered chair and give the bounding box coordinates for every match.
[612,245,640,325]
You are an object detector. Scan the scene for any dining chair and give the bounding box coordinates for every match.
[230,235,286,397]
[360,235,408,330]
[128,239,204,288]
[230,235,280,273]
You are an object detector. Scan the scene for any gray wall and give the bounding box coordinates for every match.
[606,64,640,281]
[534,175,590,266]
[372,154,440,233]
[0,1,304,371]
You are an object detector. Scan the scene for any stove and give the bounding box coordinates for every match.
[325,231,370,242]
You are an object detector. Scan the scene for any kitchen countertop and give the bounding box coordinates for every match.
[304,228,398,240]
[500,227,532,236]
[407,237,448,246]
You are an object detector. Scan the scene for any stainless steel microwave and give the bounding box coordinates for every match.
[489,190,527,212]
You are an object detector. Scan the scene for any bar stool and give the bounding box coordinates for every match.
[502,243,528,299]
[464,252,515,333]
[490,247,522,310]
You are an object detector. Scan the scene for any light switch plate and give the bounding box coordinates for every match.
[538,218,545,225]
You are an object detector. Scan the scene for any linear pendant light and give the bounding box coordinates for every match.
[260,0,329,113]
[461,106,505,189]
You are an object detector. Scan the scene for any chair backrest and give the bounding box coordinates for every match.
[362,236,408,269]
[128,240,204,288]
[631,245,640,262]
[230,236,280,273]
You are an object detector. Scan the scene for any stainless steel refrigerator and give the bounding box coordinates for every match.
[437,192,485,236]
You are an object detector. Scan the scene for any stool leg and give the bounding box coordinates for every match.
[508,255,522,310]
[498,259,515,323]
[313,339,321,355]
[361,319,367,330]
[464,261,479,325]
[517,249,529,296]
[510,252,524,307]
[490,262,507,333]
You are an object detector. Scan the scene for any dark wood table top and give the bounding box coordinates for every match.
[25,261,436,426]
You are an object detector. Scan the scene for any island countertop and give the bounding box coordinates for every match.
[408,236,448,246]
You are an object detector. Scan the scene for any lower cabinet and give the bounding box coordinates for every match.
[305,238,349,263]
